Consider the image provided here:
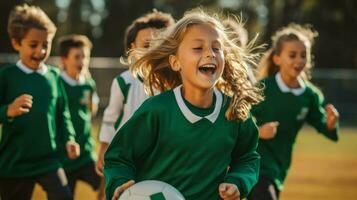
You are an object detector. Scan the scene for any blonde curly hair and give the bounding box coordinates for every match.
[257,23,318,80]
[130,9,263,121]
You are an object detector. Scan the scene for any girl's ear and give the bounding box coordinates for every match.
[272,54,281,66]
[169,54,180,71]
[11,39,21,51]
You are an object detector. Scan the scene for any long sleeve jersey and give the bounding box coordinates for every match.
[0,62,75,178]
[99,70,149,143]
[104,86,260,200]
[251,73,339,190]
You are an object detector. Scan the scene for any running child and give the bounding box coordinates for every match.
[57,34,102,199]
[104,9,263,200]
[248,24,339,200]
[0,4,79,200]
[96,10,174,175]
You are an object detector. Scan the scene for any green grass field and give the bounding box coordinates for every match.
[31,126,357,199]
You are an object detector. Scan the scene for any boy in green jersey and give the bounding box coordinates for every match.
[248,24,339,200]
[0,4,79,200]
[58,34,102,199]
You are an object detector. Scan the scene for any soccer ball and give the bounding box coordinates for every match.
[119,180,185,200]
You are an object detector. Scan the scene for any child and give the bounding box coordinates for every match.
[96,10,174,175]
[57,34,102,199]
[0,4,79,200]
[248,24,339,200]
[104,10,263,200]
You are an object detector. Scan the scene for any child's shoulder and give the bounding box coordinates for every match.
[84,77,96,88]
[46,64,61,76]
[259,75,276,86]
[139,90,174,111]
[115,69,136,84]
[304,80,324,98]
[0,63,18,74]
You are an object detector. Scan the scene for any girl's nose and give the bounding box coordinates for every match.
[205,49,216,58]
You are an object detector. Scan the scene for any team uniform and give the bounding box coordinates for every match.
[99,70,149,144]
[248,73,339,199]
[104,86,260,200]
[0,61,75,200]
[58,72,100,193]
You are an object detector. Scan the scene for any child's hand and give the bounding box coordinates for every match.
[112,180,135,200]
[259,121,279,139]
[7,94,33,117]
[96,142,109,176]
[219,183,240,200]
[326,104,339,130]
[66,141,80,159]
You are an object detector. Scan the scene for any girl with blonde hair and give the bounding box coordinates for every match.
[248,24,339,200]
[104,9,263,200]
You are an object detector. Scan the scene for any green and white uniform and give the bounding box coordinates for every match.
[104,86,260,200]
[58,72,99,172]
[99,70,150,143]
[0,61,75,178]
[251,73,339,190]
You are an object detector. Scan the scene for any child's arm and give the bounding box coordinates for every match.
[111,180,135,200]
[258,121,279,139]
[224,116,260,199]
[6,94,33,118]
[0,71,32,122]
[91,91,99,116]
[98,79,124,144]
[219,183,241,200]
[325,104,339,130]
[90,79,100,116]
[96,141,109,176]
[57,80,80,158]
[306,90,339,141]
[104,102,156,199]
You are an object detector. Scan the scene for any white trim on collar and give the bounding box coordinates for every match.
[275,72,306,96]
[173,85,222,124]
[16,60,48,75]
[60,72,85,86]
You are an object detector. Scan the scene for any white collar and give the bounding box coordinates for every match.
[275,72,306,96]
[16,60,48,75]
[60,72,85,86]
[173,85,222,124]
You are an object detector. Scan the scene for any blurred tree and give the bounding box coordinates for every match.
[94,0,156,57]
[0,0,355,68]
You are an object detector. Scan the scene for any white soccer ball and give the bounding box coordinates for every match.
[119,180,185,200]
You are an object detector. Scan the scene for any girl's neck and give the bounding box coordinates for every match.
[181,86,214,108]
[280,72,300,88]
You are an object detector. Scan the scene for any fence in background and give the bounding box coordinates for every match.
[1,54,356,125]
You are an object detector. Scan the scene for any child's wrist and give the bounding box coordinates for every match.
[6,106,15,118]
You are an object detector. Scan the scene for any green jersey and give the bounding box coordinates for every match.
[0,62,75,178]
[251,73,339,190]
[104,86,260,200]
[58,72,98,172]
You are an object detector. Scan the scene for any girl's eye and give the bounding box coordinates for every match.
[289,54,296,59]
[213,47,220,52]
[30,44,37,48]
[193,47,202,50]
